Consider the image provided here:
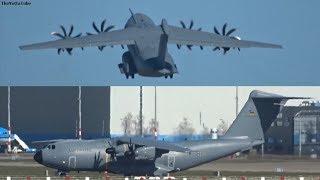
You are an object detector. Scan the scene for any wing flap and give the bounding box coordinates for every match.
[19,28,139,50]
[167,25,282,49]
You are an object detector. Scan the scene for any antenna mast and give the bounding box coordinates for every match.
[78,86,82,140]
[139,86,143,136]
[236,86,239,117]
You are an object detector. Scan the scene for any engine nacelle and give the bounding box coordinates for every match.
[106,144,128,156]
[134,147,155,160]
[118,51,136,78]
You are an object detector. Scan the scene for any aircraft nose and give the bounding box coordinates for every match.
[33,150,43,164]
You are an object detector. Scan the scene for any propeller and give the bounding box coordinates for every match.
[125,138,135,158]
[87,19,118,51]
[51,25,82,55]
[93,152,103,169]
[177,20,203,50]
[213,23,240,54]
[106,141,116,160]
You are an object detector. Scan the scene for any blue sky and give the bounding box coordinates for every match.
[0,0,319,86]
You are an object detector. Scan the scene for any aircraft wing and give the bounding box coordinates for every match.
[19,28,139,50]
[116,136,190,153]
[166,25,282,49]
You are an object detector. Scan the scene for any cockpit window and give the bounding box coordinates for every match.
[46,144,55,150]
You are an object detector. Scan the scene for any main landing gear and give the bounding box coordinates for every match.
[164,74,173,79]
[125,73,135,79]
[55,170,67,176]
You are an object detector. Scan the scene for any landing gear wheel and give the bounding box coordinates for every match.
[125,74,129,79]
[131,74,135,79]
[56,170,67,176]
[165,75,168,79]
[169,74,173,79]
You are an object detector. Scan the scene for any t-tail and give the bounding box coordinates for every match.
[222,90,308,146]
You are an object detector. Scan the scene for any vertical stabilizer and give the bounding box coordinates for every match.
[223,90,306,142]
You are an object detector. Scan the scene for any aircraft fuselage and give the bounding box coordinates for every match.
[34,138,253,176]
[118,13,178,78]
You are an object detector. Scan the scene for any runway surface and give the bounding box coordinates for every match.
[1,154,320,178]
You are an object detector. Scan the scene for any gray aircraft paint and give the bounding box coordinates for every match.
[20,11,282,79]
[33,90,304,176]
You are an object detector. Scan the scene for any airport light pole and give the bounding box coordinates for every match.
[7,86,11,153]
[78,86,82,140]
[139,86,143,136]
[154,86,157,124]
[299,117,302,157]
[235,86,239,117]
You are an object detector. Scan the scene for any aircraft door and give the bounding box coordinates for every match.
[68,156,76,169]
[167,155,175,169]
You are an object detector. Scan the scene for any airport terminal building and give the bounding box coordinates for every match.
[264,101,320,155]
[0,87,110,149]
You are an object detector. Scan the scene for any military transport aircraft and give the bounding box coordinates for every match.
[33,90,304,177]
[20,10,282,79]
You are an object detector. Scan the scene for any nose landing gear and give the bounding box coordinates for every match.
[164,74,173,79]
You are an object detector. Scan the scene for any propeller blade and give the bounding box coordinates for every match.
[92,22,100,33]
[74,33,82,38]
[213,47,220,51]
[222,23,227,36]
[101,19,106,32]
[198,28,204,49]
[52,32,65,39]
[214,26,220,35]
[104,25,115,32]
[121,45,124,49]
[60,25,67,37]
[68,25,74,37]
[180,21,186,29]
[86,32,93,36]
[57,48,61,55]
[223,47,230,55]
[238,48,241,51]
[66,48,72,55]
[189,20,194,29]
[187,45,192,50]
[176,44,181,49]
[226,28,236,36]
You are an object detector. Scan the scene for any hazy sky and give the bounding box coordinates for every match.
[110,86,320,134]
[1,0,320,85]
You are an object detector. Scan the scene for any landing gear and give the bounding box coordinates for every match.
[55,170,67,176]
[164,74,173,79]
[125,73,135,79]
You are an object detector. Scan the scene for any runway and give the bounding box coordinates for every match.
[1,154,320,178]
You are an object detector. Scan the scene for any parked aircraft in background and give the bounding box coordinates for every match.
[0,127,36,153]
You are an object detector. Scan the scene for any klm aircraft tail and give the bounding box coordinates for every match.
[223,90,307,143]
